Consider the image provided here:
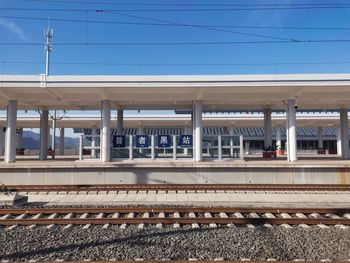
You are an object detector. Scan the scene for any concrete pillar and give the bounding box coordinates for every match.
[337,125,342,156]
[101,100,111,162]
[91,127,96,157]
[318,127,323,149]
[340,108,349,160]
[59,128,64,155]
[229,126,235,156]
[51,118,56,159]
[264,108,272,148]
[286,99,297,162]
[4,100,17,163]
[117,109,124,135]
[244,140,250,155]
[191,108,195,160]
[17,128,23,149]
[0,127,5,156]
[184,126,190,155]
[193,100,202,162]
[39,109,49,160]
[275,126,282,148]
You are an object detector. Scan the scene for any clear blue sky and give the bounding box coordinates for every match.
[1,0,350,75]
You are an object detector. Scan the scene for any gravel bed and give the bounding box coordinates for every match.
[0,225,349,261]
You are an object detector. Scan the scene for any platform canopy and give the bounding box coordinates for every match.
[1,74,350,110]
[0,114,347,129]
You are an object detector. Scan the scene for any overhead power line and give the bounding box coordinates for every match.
[24,1,350,7]
[103,11,299,42]
[3,15,350,31]
[2,6,350,12]
[3,60,350,66]
[1,39,350,46]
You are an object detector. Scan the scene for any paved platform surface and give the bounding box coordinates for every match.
[14,191,350,208]
[0,155,349,168]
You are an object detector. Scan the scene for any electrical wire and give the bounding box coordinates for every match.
[3,15,350,31]
[1,39,350,46]
[2,6,350,12]
[2,60,350,66]
[103,11,299,42]
[24,0,350,7]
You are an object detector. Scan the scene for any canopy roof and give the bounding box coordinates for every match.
[0,114,345,129]
[1,74,350,110]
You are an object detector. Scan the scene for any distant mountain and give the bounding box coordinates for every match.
[23,131,79,150]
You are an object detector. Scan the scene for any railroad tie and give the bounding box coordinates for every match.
[327,213,348,229]
[173,212,180,228]
[156,212,165,229]
[204,212,217,228]
[28,213,43,229]
[63,213,73,229]
[295,213,309,228]
[46,213,58,229]
[188,212,199,228]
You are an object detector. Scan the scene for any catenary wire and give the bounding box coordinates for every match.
[103,10,300,42]
[3,15,350,31]
[1,39,350,46]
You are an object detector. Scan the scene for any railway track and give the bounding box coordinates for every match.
[1,207,349,228]
[5,184,350,193]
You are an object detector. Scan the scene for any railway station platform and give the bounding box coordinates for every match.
[11,188,350,208]
[0,155,350,185]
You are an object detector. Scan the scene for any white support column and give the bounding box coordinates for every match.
[229,126,234,157]
[117,109,124,135]
[39,109,49,160]
[91,127,96,157]
[0,127,5,156]
[184,126,190,156]
[193,100,202,162]
[318,127,323,149]
[172,134,177,160]
[218,134,222,160]
[59,128,65,155]
[101,100,111,163]
[340,108,349,160]
[275,126,282,148]
[51,117,56,159]
[337,125,342,156]
[191,108,196,161]
[151,135,155,160]
[17,128,23,149]
[129,134,133,160]
[286,99,297,162]
[5,100,17,163]
[264,108,272,148]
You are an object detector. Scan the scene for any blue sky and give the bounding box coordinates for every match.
[1,0,350,75]
[1,0,350,138]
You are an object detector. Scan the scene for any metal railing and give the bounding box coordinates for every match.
[79,134,243,161]
[203,135,244,160]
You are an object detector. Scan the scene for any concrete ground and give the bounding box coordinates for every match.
[0,154,348,168]
[14,190,350,208]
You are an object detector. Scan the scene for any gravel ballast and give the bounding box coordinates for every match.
[0,225,349,261]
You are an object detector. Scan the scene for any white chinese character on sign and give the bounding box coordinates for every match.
[116,136,123,144]
[182,136,191,145]
[160,136,168,145]
[138,136,146,145]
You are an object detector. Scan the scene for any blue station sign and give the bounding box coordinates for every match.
[178,135,192,148]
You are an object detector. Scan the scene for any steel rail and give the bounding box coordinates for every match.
[7,184,350,192]
[0,207,349,215]
[37,262,350,263]
[0,217,349,226]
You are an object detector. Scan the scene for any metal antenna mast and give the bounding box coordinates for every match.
[44,19,53,75]
[44,19,56,158]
